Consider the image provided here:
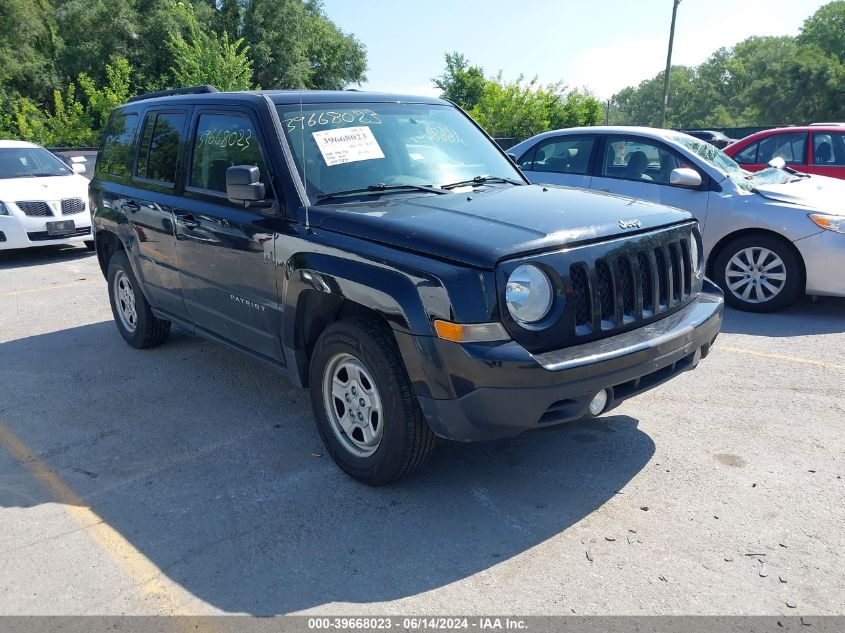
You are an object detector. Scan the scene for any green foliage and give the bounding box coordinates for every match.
[169,2,256,91]
[0,0,368,145]
[433,52,486,110]
[434,56,604,141]
[242,0,367,89]
[610,2,845,128]
[2,55,132,146]
[799,0,845,63]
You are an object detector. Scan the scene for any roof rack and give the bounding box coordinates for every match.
[127,85,219,103]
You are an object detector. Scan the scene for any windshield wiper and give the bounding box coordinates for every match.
[440,175,524,190]
[316,183,446,203]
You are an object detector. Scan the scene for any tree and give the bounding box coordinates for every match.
[433,52,486,110]
[242,0,366,89]
[0,0,62,106]
[468,74,603,140]
[169,2,255,90]
[799,0,845,63]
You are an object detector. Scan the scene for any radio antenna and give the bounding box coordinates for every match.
[296,10,310,231]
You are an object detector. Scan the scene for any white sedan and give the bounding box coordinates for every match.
[508,126,845,312]
[0,140,93,251]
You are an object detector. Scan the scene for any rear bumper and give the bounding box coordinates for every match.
[416,280,723,441]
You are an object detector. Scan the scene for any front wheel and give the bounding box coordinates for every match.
[713,234,803,312]
[309,316,436,485]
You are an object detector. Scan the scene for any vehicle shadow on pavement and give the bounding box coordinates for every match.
[0,245,94,270]
[0,321,655,614]
[721,297,845,337]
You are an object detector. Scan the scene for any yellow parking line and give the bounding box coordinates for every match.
[719,345,845,371]
[0,421,194,616]
[0,280,101,298]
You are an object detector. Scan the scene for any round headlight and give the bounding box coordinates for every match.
[506,264,553,324]
[689,235,700,275]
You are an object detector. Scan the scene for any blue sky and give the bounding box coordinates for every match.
[321,0,830,100]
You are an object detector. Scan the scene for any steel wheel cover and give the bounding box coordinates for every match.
[322,352,384,457]
[113,270,138,332]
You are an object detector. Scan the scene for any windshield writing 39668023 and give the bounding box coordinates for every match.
[285,110,382,132]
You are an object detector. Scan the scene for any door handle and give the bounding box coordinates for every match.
[175,214,201,230]
[124,200,140,213]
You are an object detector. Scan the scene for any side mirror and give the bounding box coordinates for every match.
[669,167,702,188]
[506,152,517,162]
[768,156,786,170]
[71,162,86,174]
[226,165,265,205]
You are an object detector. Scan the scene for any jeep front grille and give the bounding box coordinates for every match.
[16,201,53,217]
[61,198,85,215]
[569,236,694,336]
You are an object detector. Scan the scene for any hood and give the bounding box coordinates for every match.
[0,174,89,203]
[754,174,845,215]
[313,184,693,268]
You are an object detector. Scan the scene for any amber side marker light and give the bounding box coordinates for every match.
[808,213,845,234]
[433,320,510,343]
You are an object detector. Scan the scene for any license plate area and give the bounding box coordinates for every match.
[46,220,75,235]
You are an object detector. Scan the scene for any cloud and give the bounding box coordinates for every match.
[568,36,668,99]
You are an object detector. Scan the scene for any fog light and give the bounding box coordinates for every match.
[588,389,609,416]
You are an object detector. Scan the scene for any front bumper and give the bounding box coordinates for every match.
[794,230,845,297]
[0,212,92,250]
[416,280,723,441]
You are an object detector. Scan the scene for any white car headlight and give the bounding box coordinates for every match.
[506,264,553,324]
[809,213,845,234]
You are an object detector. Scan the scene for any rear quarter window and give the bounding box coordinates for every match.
[98,113,138,177]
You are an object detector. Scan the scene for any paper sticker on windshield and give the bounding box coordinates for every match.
[312,126,385,166]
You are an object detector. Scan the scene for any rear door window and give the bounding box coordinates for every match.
[522,137,595,175]
[134,111,187,185]
[813,132,845,165]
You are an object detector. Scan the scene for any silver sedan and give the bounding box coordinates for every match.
[508,126,845,312]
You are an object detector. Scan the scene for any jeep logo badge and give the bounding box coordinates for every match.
[619,219,641,229]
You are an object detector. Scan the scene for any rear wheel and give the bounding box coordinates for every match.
[107,251,171,348]
[713,234,802,312]
[309,316,436,485]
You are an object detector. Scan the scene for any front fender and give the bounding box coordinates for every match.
[279,251,456,398]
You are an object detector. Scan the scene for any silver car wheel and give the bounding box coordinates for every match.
[113,270,138,333]
[725,246,787,304]
[322,352,384,458]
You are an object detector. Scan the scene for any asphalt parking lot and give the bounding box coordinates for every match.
[1,245,843,616]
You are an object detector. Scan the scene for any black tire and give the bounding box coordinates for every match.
[107,250,171,348]
[309,316,436,485]
[713,234,803,312]
[84,240,95,251]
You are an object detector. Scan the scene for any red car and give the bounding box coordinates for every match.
[724,125,845,179]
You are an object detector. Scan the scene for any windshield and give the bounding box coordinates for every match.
[0,147,72,179]
[277,102,523,204]
[672,134,740,174]
[671,134,797,192]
